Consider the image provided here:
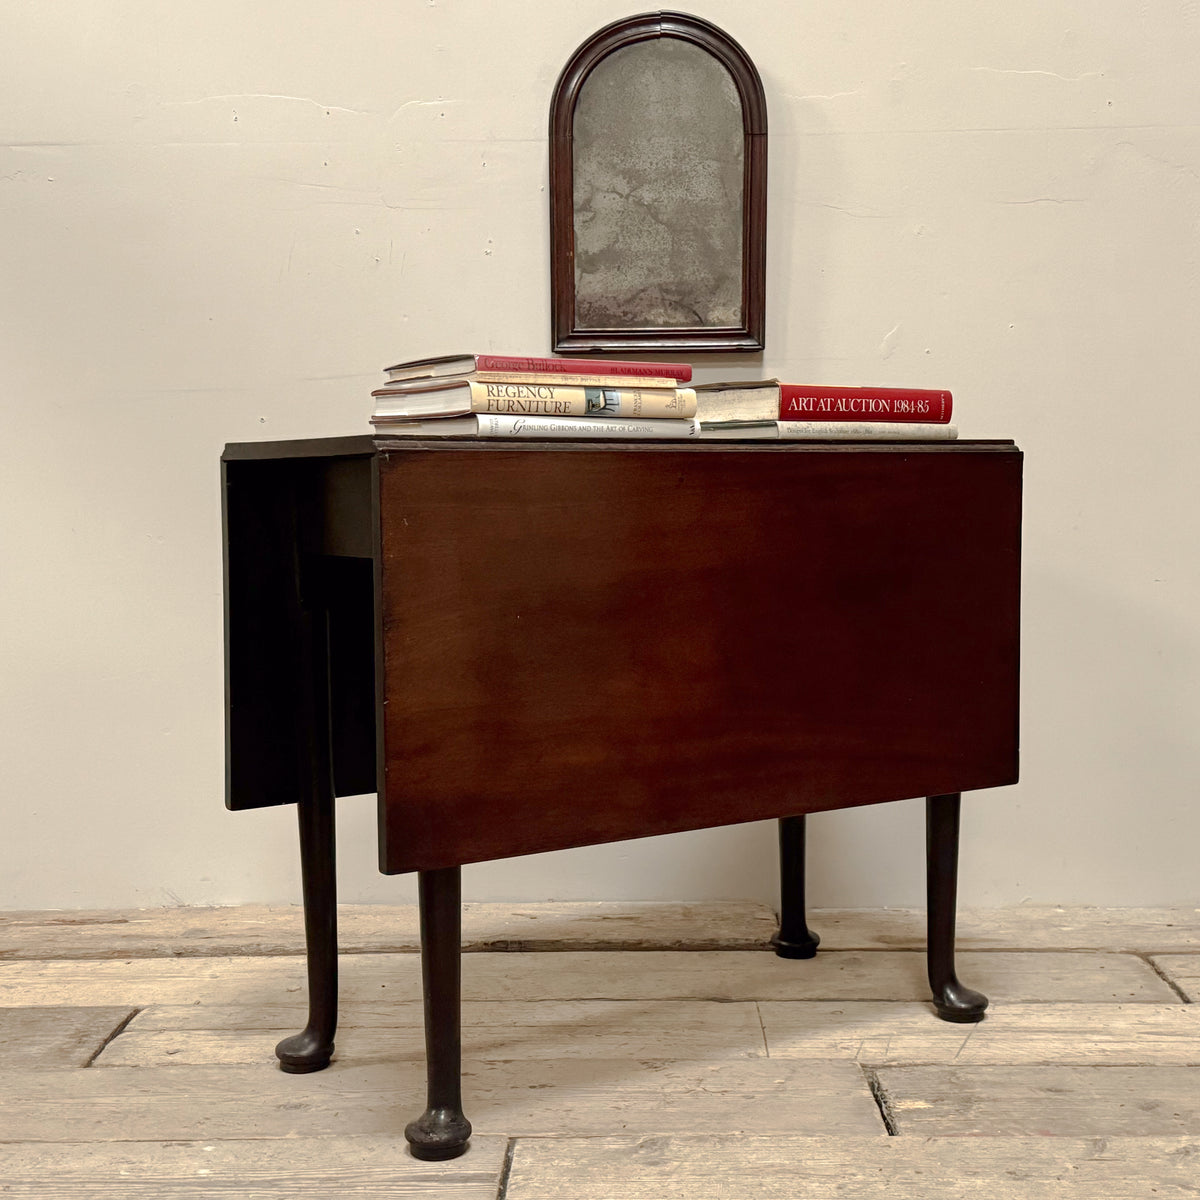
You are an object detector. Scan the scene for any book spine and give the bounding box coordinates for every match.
[471,371,680,388]
[383,370,681,389]
[779,386,953,423]
[473,354,692,383]
[477,414,700,439]
[469,381,696,419]
[776,421,958,440]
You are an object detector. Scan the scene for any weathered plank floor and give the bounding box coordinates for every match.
[0,902,1197,1197]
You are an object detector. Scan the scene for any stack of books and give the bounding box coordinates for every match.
[369,355,958,442]
[370,354,700,439]
[694,381,957,440]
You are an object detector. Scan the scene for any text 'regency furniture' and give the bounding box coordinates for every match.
[222,435,1022,1159]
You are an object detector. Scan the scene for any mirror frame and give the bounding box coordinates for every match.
[549,12,767,354]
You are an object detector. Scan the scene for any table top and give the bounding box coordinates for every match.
[223,434,1019,460]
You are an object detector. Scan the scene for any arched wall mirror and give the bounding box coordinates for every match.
[550,12,767,353]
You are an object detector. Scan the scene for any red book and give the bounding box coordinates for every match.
[386,353,692,384]
[778,385,952,423]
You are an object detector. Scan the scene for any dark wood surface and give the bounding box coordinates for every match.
[374,441,1021,874]
[223,438,1021,865]
[222,445,377,810]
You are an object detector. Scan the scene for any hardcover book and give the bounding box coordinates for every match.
[779,385,952,423]
[371,413,701,439]
[699,422,959,440]
[384,353,693,384]
[695,381,953,425]
[372,379,696,421]
[776,421,957,440]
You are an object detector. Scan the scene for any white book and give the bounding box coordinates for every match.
[775,421,958,441]
[372,414,701,439]
[693,379,780,424]
[697,422,780,439]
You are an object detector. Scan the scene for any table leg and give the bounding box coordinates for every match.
[926,793,987,1023]
[406,866,472,1161]
[276,600,338,1073]
[275,786,338,1071]
[772,815,820,959]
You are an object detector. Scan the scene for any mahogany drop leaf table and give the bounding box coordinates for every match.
[222,435,1022,1159]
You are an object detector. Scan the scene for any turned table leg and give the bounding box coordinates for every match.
[772,814,820,959]
[926,793,988,1022]
[406,866,472,1161]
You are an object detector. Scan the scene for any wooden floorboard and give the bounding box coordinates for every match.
[877,1064,1200,1135]
[810,907,1200,953]
[0,948,1179,1007]
[504,1135,1200,1199]
[0,902,778,959]
[0,1006,135,1069]
[0,1136,509,1199]
[1153,955,1200,1001]
[97,1000,768,1066]
[4,904,1198,960]
[0,1059,883,1141]
[761,1001,1200,1064]
[102,999,1200,1069]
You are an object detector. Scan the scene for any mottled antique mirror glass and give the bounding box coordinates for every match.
[550,13,766,352]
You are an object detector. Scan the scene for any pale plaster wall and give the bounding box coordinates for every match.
[2,2,1197,910]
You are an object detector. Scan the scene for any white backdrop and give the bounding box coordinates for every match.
[2,2,1198,909]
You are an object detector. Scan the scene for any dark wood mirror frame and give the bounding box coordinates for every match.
[550,12,767,354]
